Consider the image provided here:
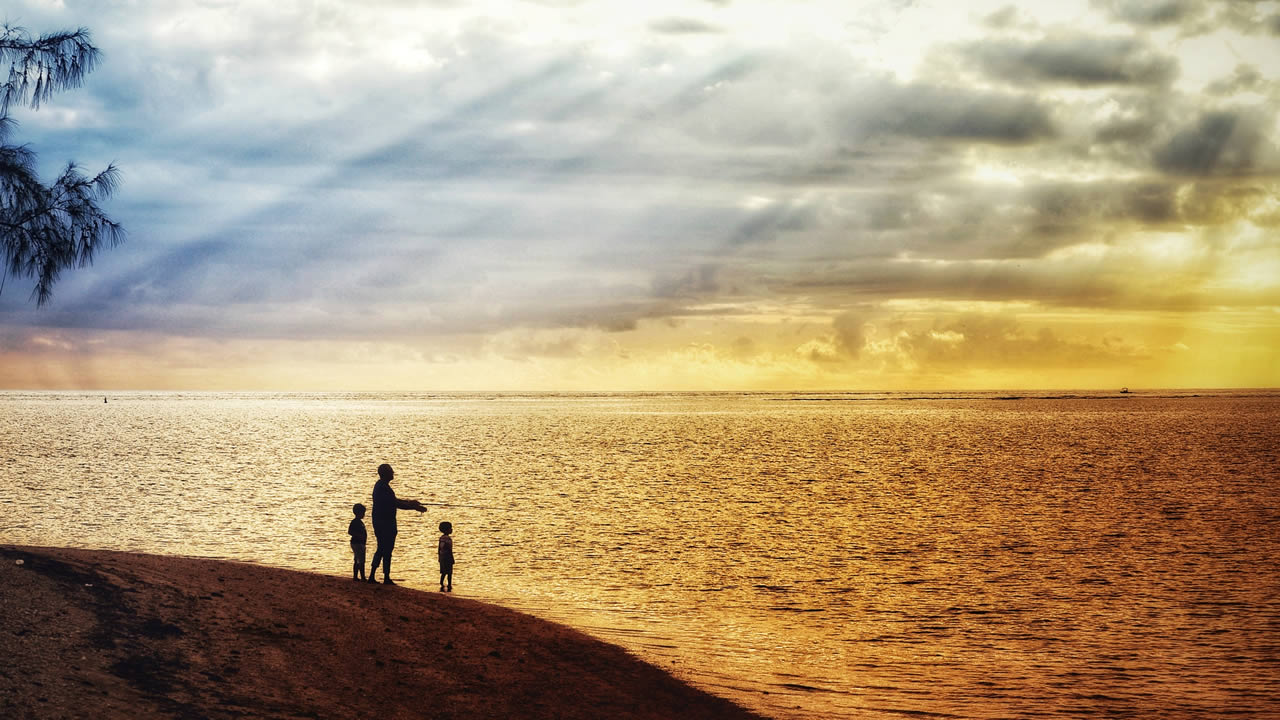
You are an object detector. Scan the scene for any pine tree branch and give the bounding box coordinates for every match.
[0,24,120,306]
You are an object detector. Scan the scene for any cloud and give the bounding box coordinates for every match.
[982,6,1023,30]
[774,232,1280,312]
[1092,1,1280,37]
[651,265,719,299]
[1092,0,1206,28]
[1153,108,1280,177]
[1176,181,1280,226]
[832,312,870,359]
[1210,2,1280,36]
[729,335,755,359]
[856,83,1057,144]
[880,314,1152,371]
[1205,65,1268,96]
[2,0,1277,390]
[1090,95,1170,146]
[482,328,599,361]
[649,17,722,34]
[800,173,1276,270]
[965,34,1179,87]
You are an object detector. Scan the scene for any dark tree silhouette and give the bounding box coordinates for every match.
[0,24,121,306]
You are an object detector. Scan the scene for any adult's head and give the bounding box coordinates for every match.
[378,463,394,483]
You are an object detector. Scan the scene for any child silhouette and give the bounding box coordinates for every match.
[438,521,454,592]
[348,503,367,581]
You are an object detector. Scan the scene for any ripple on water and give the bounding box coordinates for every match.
[3,391,1280,719]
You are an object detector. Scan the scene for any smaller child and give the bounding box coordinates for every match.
[438,521,455,592]
[349,504,368,581]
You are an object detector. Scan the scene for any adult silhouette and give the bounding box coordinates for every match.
[367,463,427,585]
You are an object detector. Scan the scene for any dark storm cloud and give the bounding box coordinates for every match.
[1097,0,1280,36]
[1091,0,1206,27]
[1027,181,1180,227]
[810,176,1259,267]
[1153,109,1280,177]
[965,34,1179,87]
[858,84,1057,144]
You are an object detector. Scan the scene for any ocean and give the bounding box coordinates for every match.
[2,390,1278,719]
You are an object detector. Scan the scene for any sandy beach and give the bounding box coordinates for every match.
[0,546,765,719]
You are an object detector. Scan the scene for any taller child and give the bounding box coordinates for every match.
[368,463,427,585]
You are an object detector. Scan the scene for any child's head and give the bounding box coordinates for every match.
[353,503,365,518]
[439,521,452,535]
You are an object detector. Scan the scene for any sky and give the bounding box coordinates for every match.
[0,0,1277,391]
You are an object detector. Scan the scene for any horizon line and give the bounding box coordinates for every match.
[3,386,1277,394]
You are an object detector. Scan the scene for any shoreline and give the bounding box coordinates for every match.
[0,545,766,719]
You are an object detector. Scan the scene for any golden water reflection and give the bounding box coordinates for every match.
[2,390,1278,719]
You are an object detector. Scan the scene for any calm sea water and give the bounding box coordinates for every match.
[2,390,1278,719]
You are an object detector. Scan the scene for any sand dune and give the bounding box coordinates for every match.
[0,546,765,719]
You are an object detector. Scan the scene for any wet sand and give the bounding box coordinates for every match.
[0,546,765,719]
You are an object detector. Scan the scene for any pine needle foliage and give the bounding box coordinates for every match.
[0,24,121,306]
